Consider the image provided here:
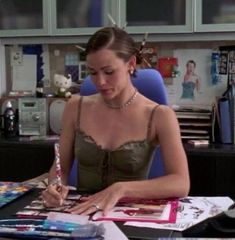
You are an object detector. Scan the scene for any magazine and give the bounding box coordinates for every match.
[15,192,82,219]
[125,196,234,231]
[0,218,105,239]
[92,198,179,223]
[0,182,32,208]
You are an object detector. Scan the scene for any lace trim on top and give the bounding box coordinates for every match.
[76,127,153,152]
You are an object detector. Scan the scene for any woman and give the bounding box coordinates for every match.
[42,27,190,215]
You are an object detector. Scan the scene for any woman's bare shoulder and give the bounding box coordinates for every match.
[142,96,171,113]
[66,94,99,108]
[154,104,175,116]
[65,95,80,109]
[153,105,179,134]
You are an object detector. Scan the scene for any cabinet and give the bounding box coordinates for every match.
[1,0,235,37]
[185,143,235,199]
[1,137,235,199]
[195,0,235,32]
[119,0,235,34]
[0,138,54,182]
[120,0,193,34]
[50,0,111,36]
[0,0,111,37]
[0,0,49,37]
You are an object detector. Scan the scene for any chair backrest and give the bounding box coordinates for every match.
[68,68,168,186]
[80,69,168,104]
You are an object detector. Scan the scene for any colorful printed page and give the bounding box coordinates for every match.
[92,198,179,223]
[125,196,234,231]
[47,213,128,240]
[0,218,106,239]
[0,182,32,208]
[16,193,82,219]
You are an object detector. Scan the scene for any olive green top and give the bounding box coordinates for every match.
[74,97,159,192]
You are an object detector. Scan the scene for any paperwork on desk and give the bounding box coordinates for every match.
[124,196,234,231]
[47,212,128,240]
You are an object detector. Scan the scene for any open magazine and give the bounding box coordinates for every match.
[92,198,179,223]
[15,193,82,219]
[0,182,32,208]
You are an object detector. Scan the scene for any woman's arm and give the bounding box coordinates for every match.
[195,76,201,92]
[119,105,190,199]
[42,96,79,207]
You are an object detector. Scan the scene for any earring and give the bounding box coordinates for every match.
[130,68,134,75]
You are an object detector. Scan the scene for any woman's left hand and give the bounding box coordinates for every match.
[67,182,124,216]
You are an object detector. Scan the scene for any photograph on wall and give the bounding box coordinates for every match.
[166,49,227,109]
[158,57,178,78]
[219,51,228,75]
[228,50,235,85]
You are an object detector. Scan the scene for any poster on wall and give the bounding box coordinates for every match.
[166,49,227,109]
[158,57,178,78]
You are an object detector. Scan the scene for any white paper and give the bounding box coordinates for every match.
[12,54,37,91]
[125,196,234,231]
[93,221,128,240]
[47,211,89,224]
[10,47,23,66]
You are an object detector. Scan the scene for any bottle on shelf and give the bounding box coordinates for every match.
[3,101,16,138]
[36,80,44,98]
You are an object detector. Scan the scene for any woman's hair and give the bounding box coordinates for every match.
[85,27,143,65]
[186,60,196,67]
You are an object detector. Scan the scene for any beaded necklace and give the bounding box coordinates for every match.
[104,88,138,109]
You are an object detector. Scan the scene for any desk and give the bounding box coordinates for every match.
[0,137,54,182]
[185,143,235,198]
[1,137,235,198]
[0,188,182,239]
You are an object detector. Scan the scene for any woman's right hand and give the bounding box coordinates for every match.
[41,184,69,207]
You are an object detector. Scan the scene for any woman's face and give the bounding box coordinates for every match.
[186,62,195,74]
[86,49,134,99]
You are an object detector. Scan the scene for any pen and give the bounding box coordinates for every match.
[54,143,62,190]
[54,143,63,206]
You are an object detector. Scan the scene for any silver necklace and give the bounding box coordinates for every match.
[104,88,138,109]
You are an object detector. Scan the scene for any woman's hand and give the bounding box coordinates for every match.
[68,182,124,216]
[41,183,69,207]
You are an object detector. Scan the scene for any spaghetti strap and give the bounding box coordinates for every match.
[76,96,83,129]
[147,104,161,138]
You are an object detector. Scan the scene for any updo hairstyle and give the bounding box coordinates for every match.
[85,27,143,66]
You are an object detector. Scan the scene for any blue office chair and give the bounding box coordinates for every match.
[68,68,168,186]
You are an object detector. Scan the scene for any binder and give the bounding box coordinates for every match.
[226,84,235,144]
[218,97,232,144]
